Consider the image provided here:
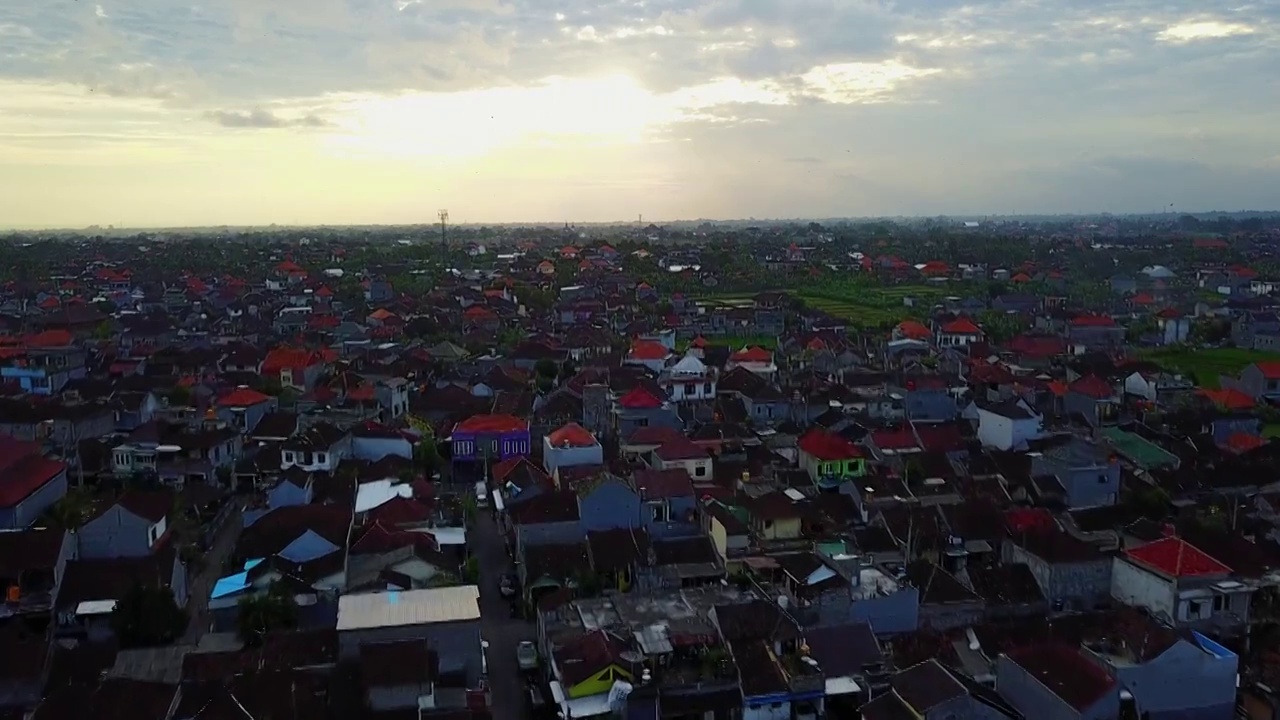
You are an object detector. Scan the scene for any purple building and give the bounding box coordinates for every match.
[451,414,530,466]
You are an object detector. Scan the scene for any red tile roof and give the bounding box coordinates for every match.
[1255,361,1280,380]
[617,387,664,409]
[654,437,708,462]
[1071,315,1116,327]
[1199,388,1254,410]
[797,427,862,461]
[1223,432,1267,454]
[634,468,694,500]
[26,329,74,347]
[896,321,931,341]
[217,387,274,407]
[871,427,919,451]
[730,346,773,362]
[940,317,982,335]
[1068,375,1114,400]
[262,347,324,373]
[0,453,67,508]
[547,423,597,448]
[1124,536,1231,578]
[453,414,528,434]
[628,340,670,361]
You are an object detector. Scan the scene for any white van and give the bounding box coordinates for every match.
[475,481,490,509]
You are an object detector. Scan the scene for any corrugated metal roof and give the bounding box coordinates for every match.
[336,586,480,631]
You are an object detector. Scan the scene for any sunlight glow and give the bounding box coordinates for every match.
[1157,20,1255,42]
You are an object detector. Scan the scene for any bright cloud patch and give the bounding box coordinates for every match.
[1157,20,1256,43]
[800,61,941,104]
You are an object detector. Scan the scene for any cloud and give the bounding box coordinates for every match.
[204,109,331,128]
[1156,20,1257,43]
[2,0,1280,227]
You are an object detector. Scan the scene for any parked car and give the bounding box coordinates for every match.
[517,641,539,672]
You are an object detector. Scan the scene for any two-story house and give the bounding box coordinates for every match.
[281,423,351,473]
[1111,536,1252,632]
[450,414,530,469]
[613,387,683,440]
[1083,624,1239,720]
[1031,438,1121,510]
[1003,527,1112,611]
[543,422,604,478]
[650,437,712,482]
[725,346,777,376]
[1227,361,1280,401]
[658,353,717,403]
[975,398,1043,451]
[935,317,985,348]
[797,426,867,489]
[261,347,330,391]
[1063,375,1121,427]
[214,385,279,434]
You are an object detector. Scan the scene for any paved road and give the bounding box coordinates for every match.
[470,510,535,720]
[181,500,244,644]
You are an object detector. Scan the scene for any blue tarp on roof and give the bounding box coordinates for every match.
[210,558,263,600]
[278,529,341,563]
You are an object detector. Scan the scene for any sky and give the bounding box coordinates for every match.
[1,0,1278,228]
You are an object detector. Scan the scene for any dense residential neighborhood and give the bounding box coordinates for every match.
[3,215,1280,719]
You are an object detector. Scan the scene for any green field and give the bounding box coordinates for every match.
[699,284,945,328]
[676,334,779,350]
[1138,347,1280,388]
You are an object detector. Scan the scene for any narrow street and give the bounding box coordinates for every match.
[180,500,244,644]
[470,509,536,720]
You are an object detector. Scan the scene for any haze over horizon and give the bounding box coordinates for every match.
[3,0,1278,229]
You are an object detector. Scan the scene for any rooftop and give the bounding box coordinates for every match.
[336,586,480,631]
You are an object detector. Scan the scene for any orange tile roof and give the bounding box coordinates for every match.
[547,423,597,448]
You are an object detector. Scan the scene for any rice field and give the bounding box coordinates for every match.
[1138,347,1280,388]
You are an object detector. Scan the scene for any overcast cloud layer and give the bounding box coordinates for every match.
[1,0,1278,227]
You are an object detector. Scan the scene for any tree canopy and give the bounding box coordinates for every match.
[111,585,189,648]
[236,581,299,647]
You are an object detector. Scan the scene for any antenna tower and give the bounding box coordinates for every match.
[438,209,449,253]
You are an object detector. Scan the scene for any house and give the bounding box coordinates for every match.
[613,387,682,440]
[797,426,867,488]
[1226,361,1280,401]
[1154,308,1190,345]
[975,398,1043,451]
[281,423,351,472]
[1231,311,1280,351]
[450,414,530,466]
[1003,527,1112,611]
[1069,315,1126,350]
[0,527,74,619]
[702,499,751,569]
[78,490,174,559]
[625,339,671,372]
[1122,371,1194,405]
[359,639,443,713]
[543,422,603,478]
[549,629,637,700]
[1031,438,1121,509]
[215,385,279,434]
[1082,624,1239,720]
[725,346,777,376]
[1063,375,1120,427]
[997,644,1119,720]
[55,545,187,641]
[657,353,717,403]
[936,317,984,348]
[351,423,413,463]
[651,437,712,482]
[261,347,329,390]
[633,468,697,536]
[0,437,68,529]
[861,658,1019,719]
[337,586,484,706]
[1111,536,1252,632]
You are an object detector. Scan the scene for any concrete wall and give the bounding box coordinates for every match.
[339,619,484,687]
[353,436,413,462]
[1105,639,1238,720]
[579,480,642,532]
[1110,559,1175,623]
[1004,543,1112,611]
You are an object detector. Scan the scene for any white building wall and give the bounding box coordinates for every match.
[1111,558,1175,622]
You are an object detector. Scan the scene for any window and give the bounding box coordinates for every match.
[316,452,327,465]
[283,451,294,463]
[1098,474,1109,484]
[695,465,707,478]
[1213,595,1225,612]
[1188,600,1204,618]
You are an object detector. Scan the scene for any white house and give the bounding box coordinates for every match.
[935,317,984,348]
[1110,536,1253,629]
[652,437,713,481]
[975,398,1042,451]
[543,423,604,477]
[658,353,717,403]
[1155,308,1191,346]
[725,347,777,376]
[281,424,351,472]
[1122,371,1194,404]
